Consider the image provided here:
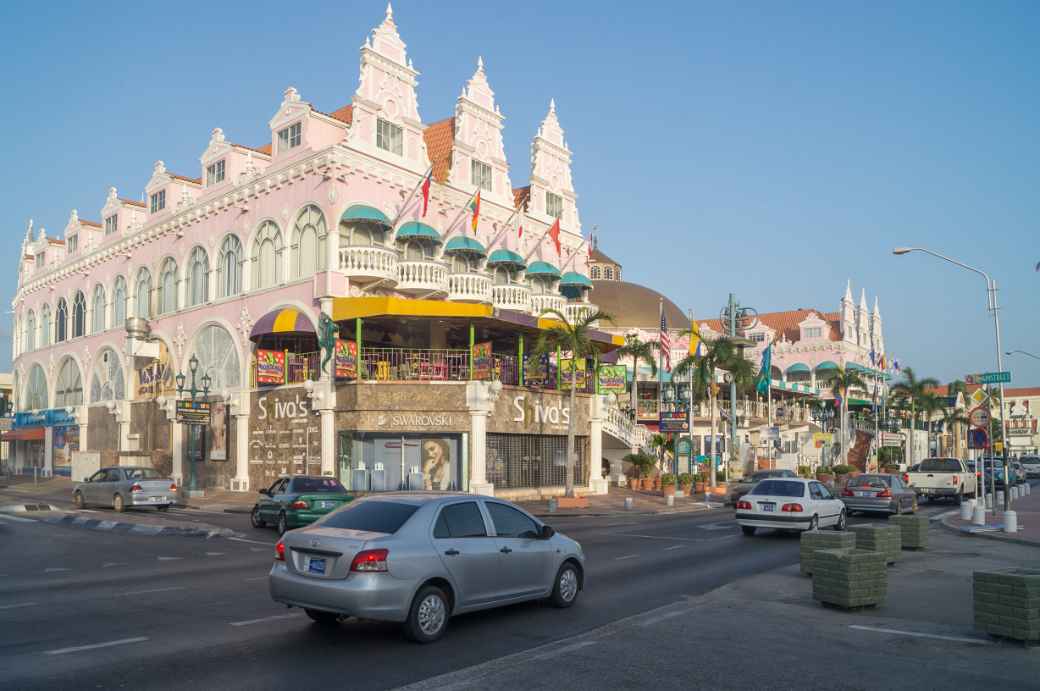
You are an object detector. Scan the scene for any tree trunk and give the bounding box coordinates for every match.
[709,391,717,488]
[566,364,577,497]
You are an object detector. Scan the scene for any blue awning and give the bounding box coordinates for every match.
[487,249,526,267]
[443,236,486,255]
[396,222,441,243]
[785,363,811,375]
[560,271,592,288]
[341,205,390,225]
[526,261,560,277]
[815,361,839,371]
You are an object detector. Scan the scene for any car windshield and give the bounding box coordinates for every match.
[320,500,418,534]
[750,470,795,482]
[292,477,346,493]
[919,459,961,472]
[124,468,162,480]
[748,480,805,497]
[850,475,890,488]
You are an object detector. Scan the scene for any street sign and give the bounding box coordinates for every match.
[969,388,989,406]
[968,428,989,450]
[658,411,689,434]
[994,440,1004,454]
[176,399,211,424]
[966,371,1011,385]
[880,431,903,447]
[968,406,991,429]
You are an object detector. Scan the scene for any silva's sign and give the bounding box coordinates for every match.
[512,394,571,426]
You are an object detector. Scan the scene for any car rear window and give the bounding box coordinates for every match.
[751,470,795,482]
[850,475,890,488]
[124,468,162,480]
[919,459,961,472]
[748,480,805,497]
[321,501,417,534]
[292,477,346,493]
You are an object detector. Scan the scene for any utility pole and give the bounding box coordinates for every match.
[727,293,738,479]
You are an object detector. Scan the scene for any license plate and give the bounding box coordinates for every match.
[149,496,163,503]
[761,503,775,512]
[855,491,870,497]
[308,558,326,575]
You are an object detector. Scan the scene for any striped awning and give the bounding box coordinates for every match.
[770,379,821,397]
[341,205,391,225]
[1,427,45,441]
[249,307,316,340]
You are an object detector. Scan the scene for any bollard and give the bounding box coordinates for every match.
[666,495,674,507]
[985,493,993,509]
[972,501,986,525]
[1004,510,1018,534]
[1011,486,1019,501]
[1026,483,1032,496]
[997,490,1005,508]
[624,497,634,511]
[548,497,558,513]
[960,500,973,521]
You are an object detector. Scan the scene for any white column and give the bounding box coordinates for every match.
[116,401,131,451]
[465,381,500,496]
[232,408,250,491]
[320,409,335,477]
[589,394,607,495]
[170,420,183,486]
[44,426,54,477]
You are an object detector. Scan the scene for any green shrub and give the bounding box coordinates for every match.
[678,473,693,486]
[797,465,813,478]
[831,464,855,475]
[661,473,676,486]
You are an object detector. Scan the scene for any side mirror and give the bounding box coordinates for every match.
[540,525,555,540]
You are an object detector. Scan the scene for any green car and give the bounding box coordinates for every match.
[250,476,354,535]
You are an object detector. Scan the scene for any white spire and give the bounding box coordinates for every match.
[873,296,881,317]
[859,287,868,311]
[385,1,393,19]
[843,279,853,302]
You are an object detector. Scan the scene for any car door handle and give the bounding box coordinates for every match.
[444,549,460,556]
[500,547,513,554]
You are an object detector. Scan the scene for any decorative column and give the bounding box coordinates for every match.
[157,396,182,486]
[314,297,337,477]
[230,390,251,492]
[465,380,502,496]
[589,394,607,495]
[44,426,54,477]
[114,400,132,451]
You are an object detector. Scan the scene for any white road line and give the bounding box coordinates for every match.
[849,624,992,645]
[228,536,277,546]
[156,556,183,561]
[43,637,149,656]
[638,608,690,627]
[0,513,35,523]
[532,640,596,661]
[124,586,186,596]
[0,602,38,610]
[243,576,268,582]
[44,567,71,573]
[664,544,685,551]
[615,533,707,542]
[229,612,302,627]
[614,554,639,561]
[102,562,128,568]
[205,552,225,556]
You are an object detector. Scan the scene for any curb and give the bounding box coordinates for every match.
[11,511,242,540]
[938,515,1040,550]
[0,503,58,513]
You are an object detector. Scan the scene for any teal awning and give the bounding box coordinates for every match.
[526,261,560,277]
[396,221,441,243]
[560,271,592,288]
[785,363,811,375]
[443,236,486,255]
[815,360,839,371]
[341,205,390,225]
[487,249,525,267]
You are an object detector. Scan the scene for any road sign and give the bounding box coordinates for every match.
[969,406,991,429]
[994,440,1004,454]
[880,431,903,447]
[966,371,1011,385]
[176,399,211,424]
[659,411,689,434]
[968,428,989,450]
[969,388,989,406]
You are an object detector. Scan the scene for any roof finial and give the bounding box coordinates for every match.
[477,55,484,71]
[844,279,852,301]
[386,1,393,19]
[549,97,556,114]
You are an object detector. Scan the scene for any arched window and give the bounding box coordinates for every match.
[40,304,52,346]
[290,205,327,279]
[24,310,35,352]
[112,276,127,328]
[405,241,431,261]
[340,222,385,247]
[187,246,209,306]
[217,234,243,297]
[135,268,152,319]
[193,324,241,393]
[158,258,178,315]
[493,267,510,285]
[56,298,69,342]
[26,364,48,410]
[90,348,125,402]
[590,266,601,279]
[251,221,283,289]
[72,291,87,338]
[54,357,83,407]
[91,285,106,334]
[604,266,614,280]
[450,254,478,274]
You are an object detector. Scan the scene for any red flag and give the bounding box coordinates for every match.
[420,172,431,217]
[548,218,561,256]
[470,191,481,234]
[518,224,523,238]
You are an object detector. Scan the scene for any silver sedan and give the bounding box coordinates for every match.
[839,473,917,515]
[73,466,177,512]
[269,492,585,642]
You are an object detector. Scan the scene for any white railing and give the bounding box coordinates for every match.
[532,294,566,316]
[564,302,599,327]
[447,272,492,303]
[603,399,653,450]
[397,260,448,294]
[492,283,532,313]
[339,245,398,283]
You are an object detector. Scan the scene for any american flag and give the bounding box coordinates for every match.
[660,310,671,372]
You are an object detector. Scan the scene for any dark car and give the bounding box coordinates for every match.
[251,476,354,535]
[728,469,798,505]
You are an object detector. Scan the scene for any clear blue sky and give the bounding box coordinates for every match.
[1,1,1037,386]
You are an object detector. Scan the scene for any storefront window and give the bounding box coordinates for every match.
[339,433,460,492]
[486,434,588,490]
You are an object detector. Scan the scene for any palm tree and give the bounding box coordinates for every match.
[829,367,869,465]
[917,391,944,456]
[532,307,613,497]
[615,334,658,418]
[939,407,970,456]
[890,367,940,469]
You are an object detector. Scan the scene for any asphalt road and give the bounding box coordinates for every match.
[0,499,957,691]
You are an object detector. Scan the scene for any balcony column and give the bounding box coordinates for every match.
[229,391,250,491]
[589,394,607,495]
[157,397,183,487]
[465,381,501,496]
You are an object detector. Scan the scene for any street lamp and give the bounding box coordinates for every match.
[175,353,212,494]
[1006,350,1040,362]
[892,246,1011,524]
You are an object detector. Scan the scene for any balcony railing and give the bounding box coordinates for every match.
[397,260,448,294]
[492,283,532,313]
[360,347,469,381]
[532,294,566,316]
[447,272,492,303]
[564,302,599,327]
[339,245,398,283]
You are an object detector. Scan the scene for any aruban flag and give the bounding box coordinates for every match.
[688,320,703,358]
[834,391,843,411]
[547,217,561,256]
[470,191,481,233]
[420,171,432,217]
[518,223,523,238]
[878,354,886,371]
[660,309,672,373]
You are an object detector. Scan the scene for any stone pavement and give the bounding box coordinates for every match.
[517,486,722,518]
[942,483,1040,548]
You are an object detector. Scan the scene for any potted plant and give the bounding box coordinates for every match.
[831,464,854,490]
[694,473,706,494]
[710,467,728,496]
[661,473,677,496]
[678,473,694,495]
[641,466,656,492]
[816,468,834,485]
[797,464,813,479]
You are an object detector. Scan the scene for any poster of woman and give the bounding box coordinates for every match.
[421,438,453,490]
[209,401,227,460]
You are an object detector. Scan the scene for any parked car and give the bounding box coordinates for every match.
[905,457,977,503]
[1021,455,1040,479]
[252,476,355,535]
[268,493,584,643]
[727,469,798,505]
[980,458,1018,490]
[73,467,177,512]
[735,478,846,536]
[839,473,917,515]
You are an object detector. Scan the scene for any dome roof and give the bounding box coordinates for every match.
[591,280,687,329]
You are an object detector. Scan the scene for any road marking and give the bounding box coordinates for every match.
[102,562,128,568]
[157,556,183,561]
[44,567,71,573]
[43,637,149,655]
[229,612,302,627]
[532,640,596,660]
[615,533,710,542]
[664,544,685,551]
[243,576,268,582]
[0,601,38,610]
[614,554,639,561]
[228,536,276,546]
[638,608,690,627]
[205,552,225,556]
[0,513,35,523]
[124,586,186,596]
[249,547,268,552]
[849,625,992,645]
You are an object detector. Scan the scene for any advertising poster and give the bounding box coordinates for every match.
[52,425,79,476]
[335,339,358,379]
[137,340,176,398]
[472,341,493,381]
[597,364,627,394]
[255,349,286,385]
[560,358,587,391]
[209,401,227,460]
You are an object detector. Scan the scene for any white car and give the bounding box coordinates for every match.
[735,477,847,536]
[1021,455,1040,479]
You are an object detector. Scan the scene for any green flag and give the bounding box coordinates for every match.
[755,344,772,395]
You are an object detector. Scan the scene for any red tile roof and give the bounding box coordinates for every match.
[79,219,102,228]
[119,197,146,208]
[232,142,273,157]
[513,186,531,211]
[256,143,272,155]
[423,117,455,183]
[589,246,619,266]
[1006,387,1040,397]
[699,309,841,342]
[170,173,202,185]
[328,104,353,125]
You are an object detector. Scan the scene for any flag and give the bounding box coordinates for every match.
[834,391,843,411]
[869,349,876,366]
[659,308,672,373]
[755,343,772,395]
[470,190,481,233]
[547,217,561,256]
[420,171,431,217]
[878,354,886,371]
[688,320,703,358]
[518,224,523,238]
[893,358,901,371]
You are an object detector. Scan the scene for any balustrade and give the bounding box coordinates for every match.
[338,245,398,283]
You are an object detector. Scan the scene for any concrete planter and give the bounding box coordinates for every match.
[974,569,1040,642]
[888,514,929,550]
[849,524,901,565]
[799,530,856,577]
[812,548,888,609]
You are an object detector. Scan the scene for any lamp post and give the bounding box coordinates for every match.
[1006,350,1040,362]
[176,353,211,493]
[893,247,1011,520]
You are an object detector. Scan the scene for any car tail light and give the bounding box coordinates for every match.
[902,473,910,484]
[350,549,389,572]
[877,488,892,498]
[736,500,752,510]
[275,540,285,561]
[129,483,143,493]
[841,488,854,497]
[169,482,178,492]
[290,500,309,510]
[781,503,804,513]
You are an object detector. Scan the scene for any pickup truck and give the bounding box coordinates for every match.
[905,457,978,503]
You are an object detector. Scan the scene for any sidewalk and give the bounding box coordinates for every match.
[517,487,722,518]
[941,484,1040,548]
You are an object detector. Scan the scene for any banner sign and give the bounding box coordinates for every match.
[968,428,989,449]
[1007,417,1037,437]
[14,409,76,429]
[880,431,903,447]
[659,410,689,433]
[176,399,211,424]
[255,349,286,385]
[335,339,358,379]
[597,365,627,394]
[472,341,493,381]
[209,401,227,460]
[559,358,587,391]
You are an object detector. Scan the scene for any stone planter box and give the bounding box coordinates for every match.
[812,548,888,609]
[849,524,901,565]
[888,514,929,550]
[800,530,856,577]
[974,569,1040,642]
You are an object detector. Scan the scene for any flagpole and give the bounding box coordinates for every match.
[481,206,520,253]
[389,164,433,228]
[657,298,664,475]
[767,364,773,470]
[440,186,482,243]
[522,220,561,264]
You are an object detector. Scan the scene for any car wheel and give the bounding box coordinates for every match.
[955,491,964,505]
[277,512,288,536]
[113,493,125,513]
[741,525,756,536]
[550,562,581,608]
[157,505,170,512]
[404,585,449,643]
[808,515,819,532]
[833,509,847,531]
[305,609,341,626]
[250,506,267,529]
[72,491,84,510]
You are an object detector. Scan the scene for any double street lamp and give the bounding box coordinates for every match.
[175,354,212,493]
